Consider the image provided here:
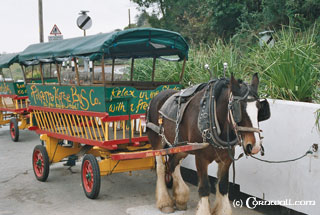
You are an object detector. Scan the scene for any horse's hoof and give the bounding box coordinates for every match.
[176,203,187,211]
[160,206,175,214]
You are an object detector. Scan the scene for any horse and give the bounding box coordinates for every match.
[146,73,270,215]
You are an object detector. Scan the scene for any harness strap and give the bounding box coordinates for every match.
[237,126,261,133]
[213,99,221,135]
[204,82,238,148]
[146,122,161,134]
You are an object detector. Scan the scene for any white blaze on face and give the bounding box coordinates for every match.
[246,100,261,154]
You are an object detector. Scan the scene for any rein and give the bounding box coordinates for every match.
[250,149,313,163]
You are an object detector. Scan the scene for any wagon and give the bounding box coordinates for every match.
[19,28,207,198]
[0,53,29,141]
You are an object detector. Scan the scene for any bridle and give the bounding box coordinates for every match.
[227,83,262,148]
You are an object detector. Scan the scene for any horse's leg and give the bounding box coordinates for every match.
[195,154,211,215]
[211,160,232,215]
[171,153,189,210]
[155,155,174,213]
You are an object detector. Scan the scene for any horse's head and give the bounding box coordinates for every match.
[228,73,270,155]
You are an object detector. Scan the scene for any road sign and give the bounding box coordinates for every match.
[48,35,63,42]
[50,24,62,35]
[259,30,274,48]
[77,14,92,30]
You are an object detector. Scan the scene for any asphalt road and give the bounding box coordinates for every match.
[0,126,264,215]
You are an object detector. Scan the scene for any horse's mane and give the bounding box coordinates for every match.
[212,78,243,99]
[212,77,254,101]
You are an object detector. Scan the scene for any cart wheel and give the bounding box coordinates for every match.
[165,161,173,189]
[10,118,19,142]
[32,145,50,182]
[81,154,101,199]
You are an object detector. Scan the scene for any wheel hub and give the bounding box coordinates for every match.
[86,173,91,180]
[36,159,42,167]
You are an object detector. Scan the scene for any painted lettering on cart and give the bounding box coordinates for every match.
[0,82,27,96]
[16,83,27,95]
[29,85,102,111]
[106,85,181,115]
[109,102,127,113]
[0,83,12,94]
[110,87,136,100]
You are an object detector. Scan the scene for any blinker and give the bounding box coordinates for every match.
[231,100,242,123]
[231,99,271,123]
[258,99,270,122]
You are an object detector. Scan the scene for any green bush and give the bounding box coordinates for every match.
[132,41,247,86]
[130,25,320,102]
[316,109,320,132]
[247,25,320,102]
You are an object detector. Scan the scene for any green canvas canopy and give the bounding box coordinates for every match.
[0,53,19,68]
[19,28,189,64]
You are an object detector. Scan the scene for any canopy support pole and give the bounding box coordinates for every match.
[130,58,134,82]
[179,57,186,83]
[49,63,52,78]
[152,57,156,82]
[8,68,14,81]
[31,65,34,80]
[101,55,106,86]
[91,61,95,84]
[20,65,27,84]
[39,63,44,85]
[74,58,80,86]
[56,63,61,85]
[111,59,115,82]
[0,68,5,83]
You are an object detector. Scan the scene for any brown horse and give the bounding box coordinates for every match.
[146,73,269,215]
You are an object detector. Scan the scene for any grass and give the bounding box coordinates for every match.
[130,25,320,103]
[316,109,320,132]
[246,25,320,102]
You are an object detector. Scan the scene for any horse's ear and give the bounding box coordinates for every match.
[230,73,241,95]
[251,73,259,93]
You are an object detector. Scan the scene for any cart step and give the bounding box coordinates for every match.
[111,143,209,160]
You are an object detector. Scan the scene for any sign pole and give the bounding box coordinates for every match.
[128,9,131,28]
[38,0,44,43]
[84,30,86,37]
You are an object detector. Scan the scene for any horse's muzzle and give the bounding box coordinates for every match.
[245,142,261,155]
[246,144,252,154]
[251,145,261,154]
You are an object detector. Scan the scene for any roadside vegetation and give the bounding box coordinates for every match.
[132,25,320,103]
[129,0,320,103]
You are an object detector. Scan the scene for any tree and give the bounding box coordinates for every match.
[131,0,320,43]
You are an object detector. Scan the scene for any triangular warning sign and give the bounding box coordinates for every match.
[50,24,62,35]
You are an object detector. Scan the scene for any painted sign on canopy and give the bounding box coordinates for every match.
[48,24,63,42]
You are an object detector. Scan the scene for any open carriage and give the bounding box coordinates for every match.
[19,28,207,198]
[0,53,29,141]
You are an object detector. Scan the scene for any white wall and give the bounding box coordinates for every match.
[182,99,320,215]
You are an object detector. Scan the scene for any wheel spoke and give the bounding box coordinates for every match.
[83,160,94,192]
[33,150,45,177]
[32,145,49,182]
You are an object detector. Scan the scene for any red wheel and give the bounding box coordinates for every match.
[10,118,19,142]
[32,145,49,182]
[81,154,100,199]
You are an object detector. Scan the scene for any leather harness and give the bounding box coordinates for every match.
[147,78,269,150]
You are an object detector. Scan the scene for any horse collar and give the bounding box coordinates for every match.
[198,79,262,149]
[198,79,239,149]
